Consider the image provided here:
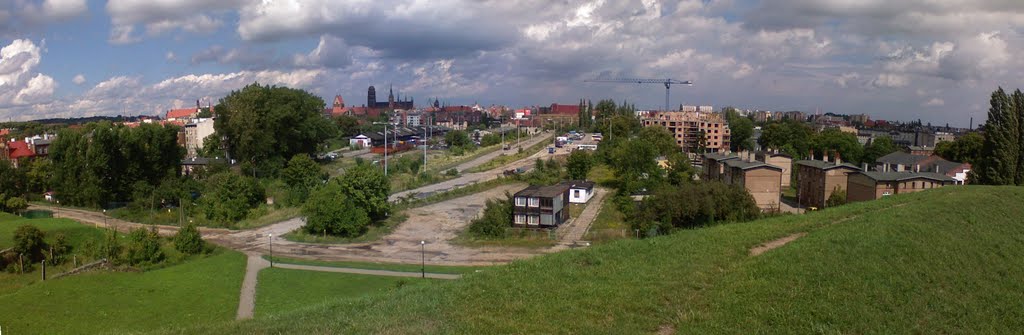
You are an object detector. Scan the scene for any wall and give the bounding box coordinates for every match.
[846,173,880,203]
[741,168,782,211]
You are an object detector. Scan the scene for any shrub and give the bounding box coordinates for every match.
[302,181,371,237]
[124,228,165,266]
[467,193,512,238]
[13,225,46,262]
[174,223,206,255]
[50,233,71,264]
[826,187,847,208]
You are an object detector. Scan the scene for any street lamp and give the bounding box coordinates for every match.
[373,121,392,176]
[268,233,274,268]
[420,240,426,279]
[102,209,107,228]
[55,200,59,218]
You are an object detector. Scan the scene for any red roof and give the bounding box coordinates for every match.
[549,104,579,115]
[0,129,9,137]
[333,95,344,106]
[8,141,35,159]
[166,108,197,119]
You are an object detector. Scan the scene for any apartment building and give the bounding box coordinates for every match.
[512,184,571,228]
[640,110,731,153]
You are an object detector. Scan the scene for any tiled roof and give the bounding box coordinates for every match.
[8,141,34,159]
[794,160,861,171]
[166,108,197,119]
[856,171,956,182]
[548,104,579,115]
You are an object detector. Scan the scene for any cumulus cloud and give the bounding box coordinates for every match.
[293,35,353,69]
[0,39,56,107]
[923,98,945,106]
[1,0,88,33]
[72,74,86,85]
[105,0,242,42]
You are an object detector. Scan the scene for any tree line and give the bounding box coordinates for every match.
[975,87,1024,185]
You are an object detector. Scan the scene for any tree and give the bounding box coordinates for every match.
[51,233,71,264]
[467,194,512,238]
[333,115,362,138]
[609,126,677,193]
[200,134,225,158]
[337,164,391,220]
[13,225,46,262]
[282,154,326,205]
[302,181,371,237]
[174,223,206,255]
[215,83,336,176]
[665,153,694,186]
[934,132,983,164]
[862,136,897,165]
[199,172,265,225]
[976,88,1020,185]
[1015,89,1024,185]
[5,197,28,215]
[630,182,759,235]
[23,158,53,195]
[566,150,594,180]
[811,128,863,163]
[759,120,814,158]
[724,108,754,152]
[445,130,472,149]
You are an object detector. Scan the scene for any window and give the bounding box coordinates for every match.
[515,197,526,206]
[541,198,553,208]
[528,197,539,207]
[573,190,581,198]
[527,215,540,225]
[514,214,526,224]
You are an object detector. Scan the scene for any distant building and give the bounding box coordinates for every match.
[846,171,957,203]
[640,110,731,153]
[794,153,862,208]
[917,131,955,147]
[184,118,216,158]
[754,151,793,187]
[722,159,783,211]
[367,85,414,110]
[349,134,371,148]
[567,180,596,204]
[1,134,54,168]
[703,152,739,181]
[784,111,807,122]
[849,114,870,125]
[513,184,571,228]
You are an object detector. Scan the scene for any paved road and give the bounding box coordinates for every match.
[555,187,608,247]
[389,134,557,202]
[236,253,269,320]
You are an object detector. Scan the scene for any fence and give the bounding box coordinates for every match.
[503,227,557,240]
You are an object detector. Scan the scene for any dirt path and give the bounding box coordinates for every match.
[236,253,270,320]
[749,233,807,256]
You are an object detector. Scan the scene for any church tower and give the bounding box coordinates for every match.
[388,85,395,109]
[367,86,376,108]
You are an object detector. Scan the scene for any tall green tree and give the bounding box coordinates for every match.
[215,83,336,176]
[811,128,863,164]
[1015,89,1024,185]
[934,132,983,164]
[724,108,754,152]
[302,181,371,237]
[282,154,326,205]
[566,150,594,180]
[977,88,1020,185]
[199,172,265,225]
[862,136,897,165]
[337,164,390,220]
[758,120,814,158]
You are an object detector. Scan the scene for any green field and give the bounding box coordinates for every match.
[171,186,1024,334]
[0,213,247,334]
[255,268,424,317]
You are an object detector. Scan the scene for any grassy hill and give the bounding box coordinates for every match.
[168,186,1024,334]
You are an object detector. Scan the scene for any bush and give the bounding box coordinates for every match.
[4,197,28,215]
[630,182,760,235]
[50,233,71,264]
[199,172,265,226]
[13,225,46,262]
[124,228,165,265]
[445,168,459,177]
[467,193,512,238]
[302,181,371,237]
[826,187,847,208]
[174,223,206,255]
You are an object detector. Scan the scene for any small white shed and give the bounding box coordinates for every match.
[567,180,595,204]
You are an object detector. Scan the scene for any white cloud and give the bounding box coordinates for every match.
[871,73,909,88]
[924,98,945,106]
[165,51,176,61]
[0,39,55,107]
[109,25,141,44]
[72,74,86,85]
[293,35,353,69]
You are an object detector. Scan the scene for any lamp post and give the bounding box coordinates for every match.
[56,200,59,218]
[420,240,426,279]
[268,233,273,268]
[373,121,391,176]
[102,209,107,228]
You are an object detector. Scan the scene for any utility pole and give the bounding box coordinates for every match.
[374,121,390,175]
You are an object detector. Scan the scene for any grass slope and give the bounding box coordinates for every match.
[254,268,417,317]
[0,249,245,334]
[173,186,1024,334]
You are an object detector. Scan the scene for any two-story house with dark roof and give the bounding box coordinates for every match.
[512,184,570,228]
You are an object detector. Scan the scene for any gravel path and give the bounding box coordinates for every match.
[236,253,270,320]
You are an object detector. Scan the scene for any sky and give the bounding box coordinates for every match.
[2,0,1024,127]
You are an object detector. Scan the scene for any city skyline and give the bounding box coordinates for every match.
[2,0,1024,126]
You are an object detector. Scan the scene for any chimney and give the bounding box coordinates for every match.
[822,149,829,163]
[834,152,841,165]
[915,164,921,173]
[862,163,869,171]
[809,149,815,160]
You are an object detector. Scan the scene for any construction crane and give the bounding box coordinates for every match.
[584,78,693,112]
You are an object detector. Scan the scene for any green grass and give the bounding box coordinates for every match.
[0,249,246,334]
[587,163,616,186]
[264,255,488,275]
[254,267,421,317]
[173,186,1024,334]
[108,205,300,230]
[466,135,553,173]
[584,198,631,243]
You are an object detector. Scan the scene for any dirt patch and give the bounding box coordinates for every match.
[749,232,807,256]
[657,324,675,335]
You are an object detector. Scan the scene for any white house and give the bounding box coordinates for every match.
[350,134,371,148]
[567,180,595,204]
